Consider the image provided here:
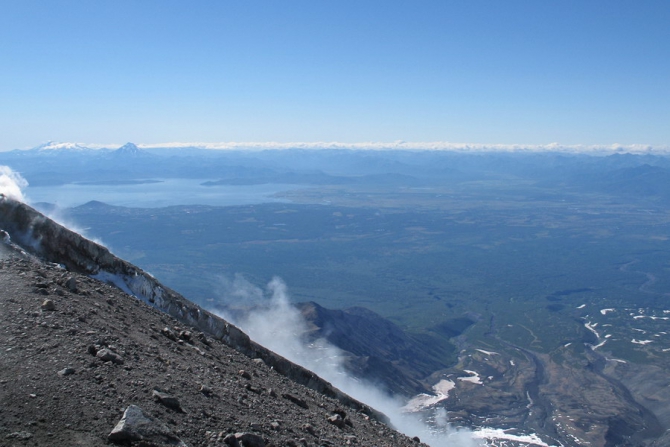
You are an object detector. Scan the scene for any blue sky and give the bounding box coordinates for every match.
[1,1,668,150]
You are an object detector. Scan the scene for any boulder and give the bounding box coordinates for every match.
[327,414,345,429]
[96,348,124,364]
[65,277,78,292]
[108,405,187,446]
[57,367,75,377]
[41,299,55,311]
[153,389,184,412]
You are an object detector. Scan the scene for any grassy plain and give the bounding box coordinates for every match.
[66,180,670,367]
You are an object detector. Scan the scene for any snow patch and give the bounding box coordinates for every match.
[92,270,165,308]
[34,141,91,151]
[640,316,670,321]
[402,394,441,412]
[458,370,483,385]
[584,321,599,339]
[473,427,559,446]
[585,320,608,350]
[403,379,455,412]
[606,357,627,364]
[592,339,607,350]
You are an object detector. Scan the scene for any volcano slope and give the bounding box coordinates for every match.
[0,198,427,446]
[0,257,431,447]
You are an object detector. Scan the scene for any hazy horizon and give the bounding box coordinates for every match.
[3,139,670,155]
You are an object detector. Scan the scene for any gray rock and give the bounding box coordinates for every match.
[178,330,192,342]
[65,277,78,292]
[161,327,177,341]
[344,434,358,443]
[282,393,309,409]
[57,367,75,376]
[332,408,347,419]
[197,332,211,346]
[224,432,266,447]
[108,405,187,446]
[6,431,33,440]
[244,383,261,394]
[153,389,184,412]
[327,414,345,428]
[41,299,55,311]
[96,348,124,364]
[200,384,212,396]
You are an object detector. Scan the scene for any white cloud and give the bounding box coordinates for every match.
[137,141,668,154]
[15,140,669,154]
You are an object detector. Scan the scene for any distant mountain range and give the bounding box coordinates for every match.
[3,141,670,198]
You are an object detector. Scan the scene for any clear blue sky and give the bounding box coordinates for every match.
[1,0,668,150]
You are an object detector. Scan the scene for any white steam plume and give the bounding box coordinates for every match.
[0,165,106,247]
[42,205,107,248]
[0,166,28,202]
[212,275,483,447]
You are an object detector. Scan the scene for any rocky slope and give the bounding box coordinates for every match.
[297,302,453,397]
[0,195,383,413]
[0,196,428,446]
[0,258,426,447]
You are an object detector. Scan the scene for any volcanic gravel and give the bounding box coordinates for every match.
[0,257,427,447]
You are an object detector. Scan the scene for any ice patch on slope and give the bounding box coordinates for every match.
[473,427,560,446]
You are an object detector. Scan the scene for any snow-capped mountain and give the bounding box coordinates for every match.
[32,141,94,152]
